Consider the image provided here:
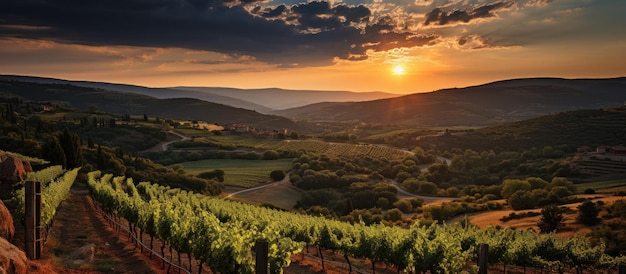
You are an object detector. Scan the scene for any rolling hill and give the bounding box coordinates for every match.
[0,75,273,113]
[0,79,296,129]
[172,86,400,110]
[0,75,400,112]
[413,106,626,153]
[273,77,626,126]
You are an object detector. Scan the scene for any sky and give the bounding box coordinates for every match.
[0,0,625,94]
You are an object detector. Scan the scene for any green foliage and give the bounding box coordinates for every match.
[269,170,286,182]
[263,150,280,160]
[501,179,531,199]
[577,200,600,226]
[197,169,225,182]
[538,205,565,233]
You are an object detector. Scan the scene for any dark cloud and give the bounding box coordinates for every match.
[0,0,432,67]
[425,1,513,26]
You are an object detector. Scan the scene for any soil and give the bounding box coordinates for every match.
[37,181,373,274]
[42,181,167,274]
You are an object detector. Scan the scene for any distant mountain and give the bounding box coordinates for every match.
[273,77,626,126]
[0,75,273,113]
[172,86,401,110]
[0,75,400,112]
[0,78,296,129]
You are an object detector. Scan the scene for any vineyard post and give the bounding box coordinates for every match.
[478,243,488,274]
[255,239,269,274]
[24,181,42,260]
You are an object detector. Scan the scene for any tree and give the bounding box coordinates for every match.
[508,190,536,210]
[42,136,66,168]
[269,170,286,182]
[501,179,531,199]
[577,200,600,226]
[417,181,439,195]
[197,170,225,182]
[538,204,564,233]
[96,145,105,170]
[263,150,279,160]
[385,208,403,222]
[87,137,95,148]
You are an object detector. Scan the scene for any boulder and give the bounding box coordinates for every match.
[0,201,13,241]
[0,155,30,186]
[0,237,27,274]
[0,237,56,274]
[65,244,96,264]
[0,155,32,200]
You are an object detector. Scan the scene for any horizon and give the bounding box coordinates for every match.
[1,0,625,94]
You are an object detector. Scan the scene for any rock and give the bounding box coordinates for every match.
[0,155,29,185]
[0,237,27,274]
[0,201,13,241]
[65,244,95,263]
[0,237,57,274]
[0,155,32,200]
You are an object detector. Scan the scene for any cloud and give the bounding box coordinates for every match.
[424,1,513,26]
[0,0,435,67]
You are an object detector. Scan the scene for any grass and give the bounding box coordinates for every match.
[575,178,626,193]
[230,182,303,210]
[176,158,293,188]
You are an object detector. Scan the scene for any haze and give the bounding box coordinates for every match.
[0,0,624,94]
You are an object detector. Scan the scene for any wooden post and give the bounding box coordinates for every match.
[25,181,42,260]
[255,239,269,274]
[478,243,488,274]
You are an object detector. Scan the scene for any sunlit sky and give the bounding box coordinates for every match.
[1,0,625,94]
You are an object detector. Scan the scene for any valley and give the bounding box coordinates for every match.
[1,76,626,273]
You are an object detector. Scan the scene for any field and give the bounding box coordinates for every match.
[463,195,625,237]
[228,181,303,210]
[175,158,293,188]
[574,178,626,193]
[185,135,412,160]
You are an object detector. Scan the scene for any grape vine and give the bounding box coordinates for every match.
[87,171,625,273]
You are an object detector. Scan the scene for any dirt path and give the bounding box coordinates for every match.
[141,130,189,152]
[43,182,166,274]
[37,179,416,274]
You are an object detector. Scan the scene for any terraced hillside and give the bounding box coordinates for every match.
[577,158,626,179]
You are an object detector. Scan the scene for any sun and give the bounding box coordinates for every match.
[392,64,406,75]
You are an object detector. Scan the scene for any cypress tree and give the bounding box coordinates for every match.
[42,136,67,168]
[59,127,83,168]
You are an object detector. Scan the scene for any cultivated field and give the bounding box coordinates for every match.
[175,158,293,188]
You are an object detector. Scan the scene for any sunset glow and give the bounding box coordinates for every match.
[392,65,406,76]
[0,0,624,94]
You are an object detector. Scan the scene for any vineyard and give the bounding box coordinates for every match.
[11,166,81,230]
[86,171,625,274]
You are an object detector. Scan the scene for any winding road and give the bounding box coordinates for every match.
[161,130,190,151]
[386,179,458,203]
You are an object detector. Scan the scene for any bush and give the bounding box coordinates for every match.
[583,188,596,194]
[269,170,286,182]
[577,200,600,226]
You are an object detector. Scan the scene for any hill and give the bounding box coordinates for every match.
[412,106,626,153]
[273,77,626,126]
[0,75,273,113]
[172,86,400,110]
[0,79,296,129]
[0,75,400,112]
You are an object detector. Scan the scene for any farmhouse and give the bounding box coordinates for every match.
[612,146,626,155]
